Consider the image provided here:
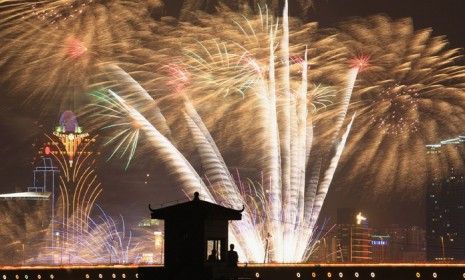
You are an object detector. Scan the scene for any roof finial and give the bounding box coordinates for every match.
[193,192,200,201]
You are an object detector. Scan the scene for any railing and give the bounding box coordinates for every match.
[2,264,465,279]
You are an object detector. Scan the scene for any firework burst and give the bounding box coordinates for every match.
[315,16,465,200]
[0,0,155,112]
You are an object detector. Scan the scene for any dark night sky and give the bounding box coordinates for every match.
[309,0,465,50]
[0,0,464,228]
[243,0,465,50]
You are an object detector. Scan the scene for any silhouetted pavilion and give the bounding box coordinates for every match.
[149,192,243,279]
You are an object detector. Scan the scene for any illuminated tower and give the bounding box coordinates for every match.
[52,110,89,167]
[37,111,102,253]
[336,208,373,262]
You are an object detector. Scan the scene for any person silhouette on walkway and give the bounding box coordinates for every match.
[207,249,218,262]
[227,244,238,267]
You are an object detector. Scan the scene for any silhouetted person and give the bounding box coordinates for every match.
[207,249,218,263]
[227,244,239,267]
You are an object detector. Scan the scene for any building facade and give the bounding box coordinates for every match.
[426,169,465,261]
[336,208,372,262]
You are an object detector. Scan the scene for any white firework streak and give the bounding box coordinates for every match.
[106,89,213,200]
[292,48,309,260]
[279,1,294,263]
[313,116,356,217]
[182,102,264,262]
[264,22,284,262]
[331,67,359,143]
[100,64,172,138]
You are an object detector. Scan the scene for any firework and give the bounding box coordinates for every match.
[93,1,356,263]
[5,0,462,265]
[34,207,143,265]
[0,0,155,112]
[315,16,465,201]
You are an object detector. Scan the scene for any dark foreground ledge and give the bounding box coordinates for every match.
[1,264,465,280]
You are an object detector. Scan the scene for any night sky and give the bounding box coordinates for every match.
[310,0,465,49]
[0,0,464,229]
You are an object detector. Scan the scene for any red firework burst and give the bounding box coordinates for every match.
[349,55,370,71]
[165,63,190,94]
[65,37,88,59]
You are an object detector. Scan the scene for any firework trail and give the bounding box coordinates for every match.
[93,89,214,200]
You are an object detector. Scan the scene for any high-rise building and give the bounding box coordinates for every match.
[36,111,102,248]
[336,208,372,262]
[426,168,465,261]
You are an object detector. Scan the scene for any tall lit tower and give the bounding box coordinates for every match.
[37,111,102,254]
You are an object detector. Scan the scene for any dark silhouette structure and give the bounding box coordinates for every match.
[149,192,243,279]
